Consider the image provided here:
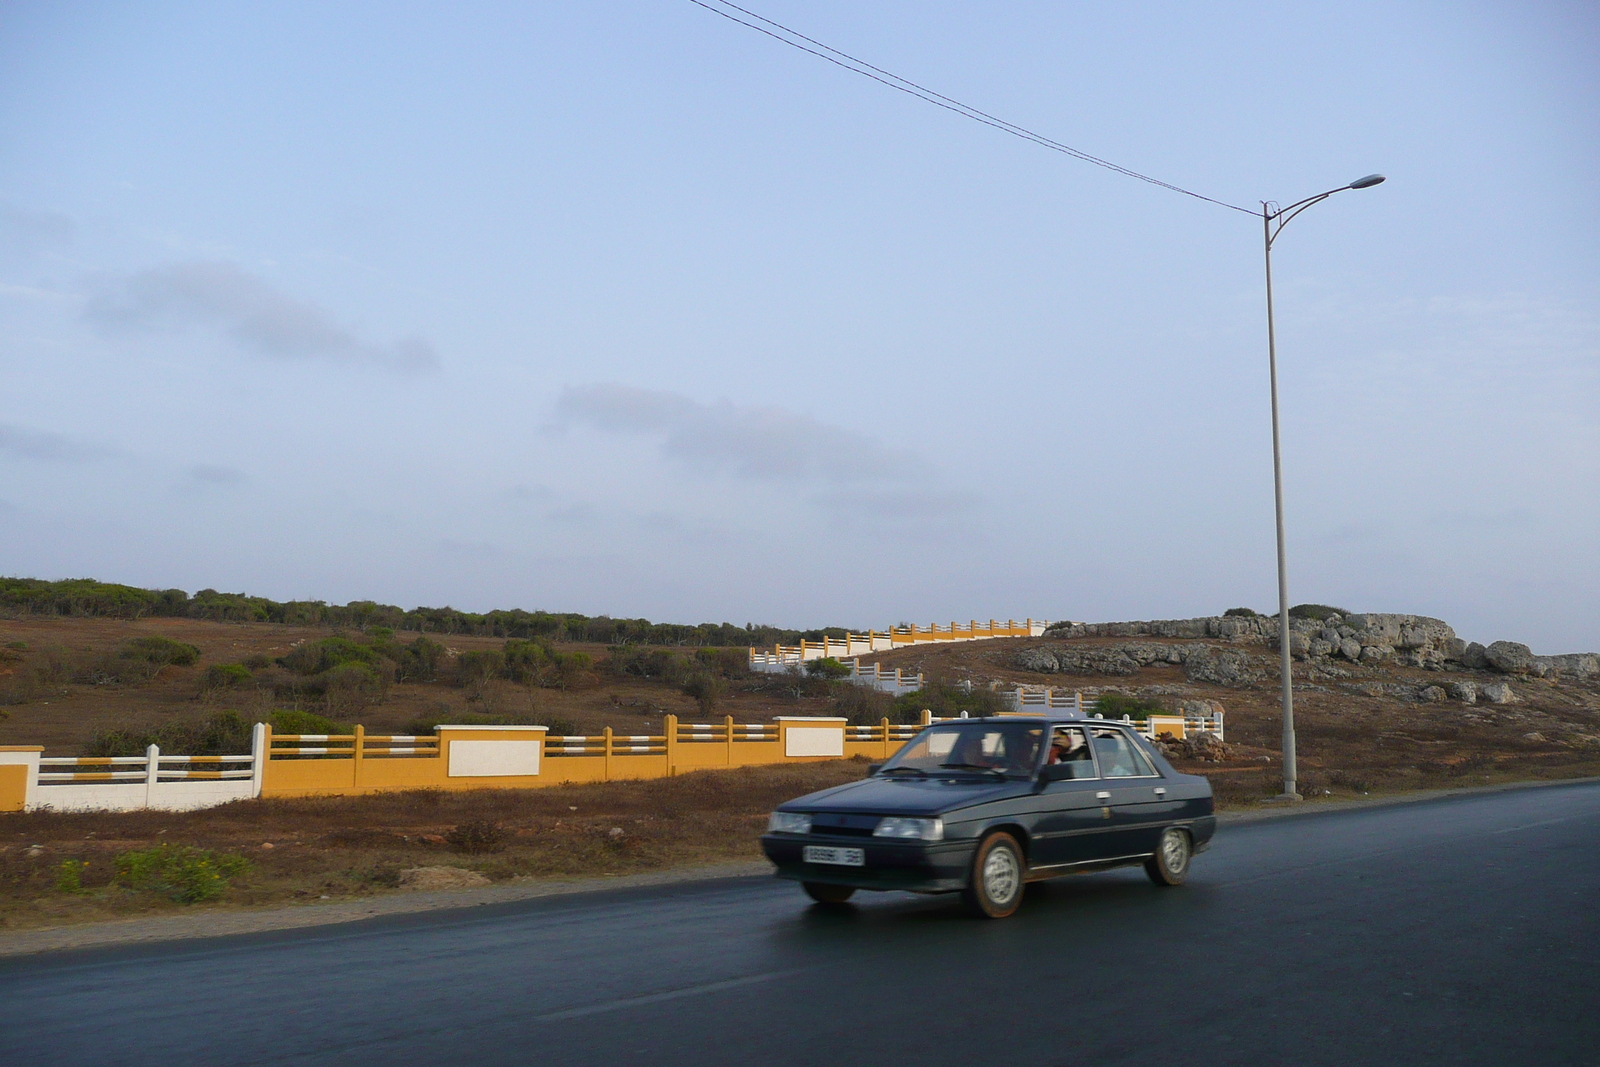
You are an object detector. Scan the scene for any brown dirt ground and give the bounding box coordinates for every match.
[0,615,833,753]
[0,760,867,931]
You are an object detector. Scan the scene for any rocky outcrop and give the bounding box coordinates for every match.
[1485,641,1535,674]
[1012,642,1267,687]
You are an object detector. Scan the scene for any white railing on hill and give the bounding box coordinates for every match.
[748,618,1048,670]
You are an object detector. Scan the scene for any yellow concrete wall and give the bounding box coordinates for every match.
[0,764,29,813]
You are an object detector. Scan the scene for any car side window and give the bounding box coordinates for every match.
[1091,728,1157,778]
[1046,726,1097,778]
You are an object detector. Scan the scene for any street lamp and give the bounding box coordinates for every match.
[1261,173,1385,801]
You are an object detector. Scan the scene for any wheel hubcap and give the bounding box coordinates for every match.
[1162,832,1188,872]
[983,846,1019,903]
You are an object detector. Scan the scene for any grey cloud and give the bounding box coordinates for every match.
[554,383,911,482]
[0,201,74,254]
[83,260,437,372]
[0,424,116,462]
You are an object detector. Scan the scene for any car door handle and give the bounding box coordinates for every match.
[1095,791,1111,801]
[1154,788,1167,797]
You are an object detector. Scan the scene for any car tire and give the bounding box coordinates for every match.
[802,881,856,904]
[1144,827,1192,886]
[963,831,1025,919]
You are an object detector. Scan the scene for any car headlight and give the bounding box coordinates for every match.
[872,817,944,841]
[767,811,812,834]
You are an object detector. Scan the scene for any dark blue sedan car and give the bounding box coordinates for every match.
[760,714,1215,918]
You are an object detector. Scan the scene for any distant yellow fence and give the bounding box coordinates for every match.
[748,618,1048,670]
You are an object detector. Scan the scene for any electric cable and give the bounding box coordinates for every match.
[687,0,1257,215]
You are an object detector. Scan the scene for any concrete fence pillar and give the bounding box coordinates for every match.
[144,744,160,809]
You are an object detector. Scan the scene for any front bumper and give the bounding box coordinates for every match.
[760,832,976,893]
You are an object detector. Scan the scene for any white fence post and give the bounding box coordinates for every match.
[250,721,267,798]
[144,744,160,809]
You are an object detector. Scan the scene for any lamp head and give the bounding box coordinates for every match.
[1348,174,1386,190]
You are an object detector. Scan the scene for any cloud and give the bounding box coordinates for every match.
[553,383,913,482]
[83,260,437,372]
[813,487,982,523]
[0,201,74,254]
[0,424,116,462]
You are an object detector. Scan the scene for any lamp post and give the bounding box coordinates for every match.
[1262,173,1385,801]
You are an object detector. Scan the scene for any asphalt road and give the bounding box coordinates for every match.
[3,782,1597,1067]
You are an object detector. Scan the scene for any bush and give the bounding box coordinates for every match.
[242,653,272,670]
[828,684,894,725]
[120,636,201,667]
[277,636,382,676]
[202,663,253,690]
[694,647,750,679]
[682,672,727,714]
[1222,607,1260,618]
[1092,693,1166,720]
[86,710,255,758]
[392,636,444,682]
[805,657,851,679]
[55,859,88,894]
[455,650,505,688]
[444,820,506,854]
[268,709,350,736]
[887,682,1012,725]
[1289,603,1351,621]
[113,844,249,903]
[403,709,577,736]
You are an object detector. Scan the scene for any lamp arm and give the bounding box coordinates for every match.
[1265,185,1352,248]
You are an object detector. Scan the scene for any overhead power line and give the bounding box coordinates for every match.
[687,0,1256,216]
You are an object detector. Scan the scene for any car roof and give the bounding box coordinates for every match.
[933,714,1135,727]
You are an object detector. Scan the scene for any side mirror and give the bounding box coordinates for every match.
[866,764,883,776]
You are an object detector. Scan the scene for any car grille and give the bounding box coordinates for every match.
[808,813,880,837]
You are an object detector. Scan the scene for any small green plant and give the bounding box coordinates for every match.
[202,662,253,689]
[1288,603,1352,621]
[120,635,201,667]
[269,708,350,736]
[805,657,851,679]
[55,859,89,894]
[113,844,250,903]
[4,640,27,651]
[444,820,506,854]
[1222,607,1260,618]
[242,652,272,670]
[682,672,727,714]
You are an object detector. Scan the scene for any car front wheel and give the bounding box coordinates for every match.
[963,831,1025,919]
[1144,827,1192,886]
[802,882,856,904]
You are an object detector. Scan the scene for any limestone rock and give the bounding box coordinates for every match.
[398,866,492,891]
[1448,681,1478,704]
[1184,647,1266,687]
[1418,685,1447,702]
[1309,638,1335,658]
[1339,638,1363,661]
[1013,648,1059,673]
[1485,641,1535,674]
[1460,642,1489,669]
[1480,681,1517,704]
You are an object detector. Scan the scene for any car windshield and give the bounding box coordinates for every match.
[879,722,1044,778]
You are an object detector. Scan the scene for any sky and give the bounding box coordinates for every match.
[0,1,1596,652]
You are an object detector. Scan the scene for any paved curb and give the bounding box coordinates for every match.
[1215,773,1600,824]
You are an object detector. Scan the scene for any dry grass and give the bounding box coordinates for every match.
[0,760,870,931]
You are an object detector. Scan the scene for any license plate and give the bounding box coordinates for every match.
[803,845,865,867]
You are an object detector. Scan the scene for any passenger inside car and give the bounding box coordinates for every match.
[1047,726,1097,778]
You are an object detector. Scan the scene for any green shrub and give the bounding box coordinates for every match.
[202,663,253,689]
[829,683,894,725]
[277,636,381,676]
[682,672,727,714]
[887,682,1012,725]
[805,657,851,679]
[455,650,505,688]
[86,710,255,758]
[269,709,350,736]
[403,709,577,736]
[55,859,88,894]
[4,640,27,651]
[609,647,692,684]
[120,635,201,667]
[1288,603,1351,621]
[394,637,444,682]
[693,647,750,679]
[1222,607,1260,618]
[242,653,271,670]
[1092,693,1166,720]
[113,844,249,903]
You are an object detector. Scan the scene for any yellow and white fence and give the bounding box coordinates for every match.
[0,691,1222,814]
[748,618,1048,670]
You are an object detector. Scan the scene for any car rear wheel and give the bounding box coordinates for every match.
[963,831,1025,919]
[802,881,856,904]
[1144,827,1192,886]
